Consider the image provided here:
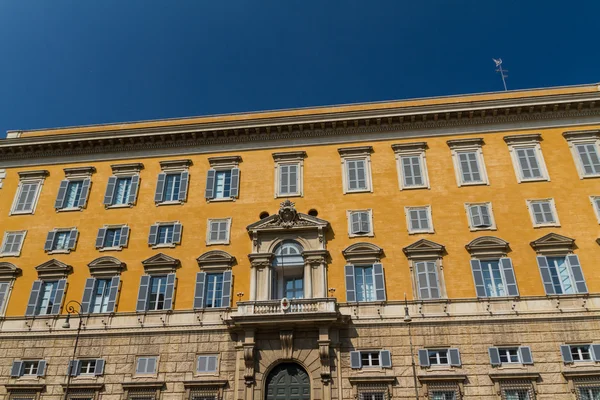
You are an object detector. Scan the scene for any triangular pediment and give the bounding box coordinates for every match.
[342,242,383,263]
[141,253,180,274]
[403,239,445,259]
[0,262,22,280]
[35,259,72,279]
[247,200,329,231]
[530,233,575,253]
[197,250,236,270]
[465,236,510,258]
[88,256,126,276]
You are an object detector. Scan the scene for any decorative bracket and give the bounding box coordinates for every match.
[318,326,332,384]
[280,330,294,360]
[243,329,256,387]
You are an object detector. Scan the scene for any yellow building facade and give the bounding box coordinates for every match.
[1,84,600,399]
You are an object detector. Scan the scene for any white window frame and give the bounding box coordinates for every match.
[590,196,600,223]
[0,280,15,316]
[428,349,450,366]
[570,345,593,362]
[497,347,521,364]
[99,225,128,251]
[46,228,77,254]
[207,156,242,202]
[359,351,382,368]
[346,209,374,237]
[150,221,181,249]
[564,130,600,179]
[504,134,550,183]
[338,146,373,194]
[195,354,219,375]
[206,218,232,245]
[273,151,306,198]
[410,259,446,300]
[464,202,496,231]
[156,159,191,206]
[392,142,430,190]
[447,138,489,187]
[78,359,97,376]
[10,172,47,216]
[0,230,27,257]
[22,360,41,376]
[405,206,434,234]
[526,198,560,228]
[135,356,159,376]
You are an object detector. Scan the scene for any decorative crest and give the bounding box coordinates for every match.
[278,200,298,228]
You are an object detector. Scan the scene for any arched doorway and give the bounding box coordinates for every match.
[265,363,310,400]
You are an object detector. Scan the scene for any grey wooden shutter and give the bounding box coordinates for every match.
[10,361,22,377]
[488,347,500,366]
[470,259,487,297]
[154,172,166,203]
[55,180,69,209]
[68,360,80,376]
[230,168,240,198]
[50,279,67,315]
[418,349,430,367]
[136,275,151,312]
[78,178,91,208]
[344,265,356,302]
[350,213,360,234]
[194,272,206,309]
[590,345,600,362]
[207,356,217,372]
[373,263,386,301]
[163,273,176,310]
[26,280,43,316]
[536,256,555,295]
[136,358,146,374]
[178,171,189,201]
[68,229,78,250]
[560,345,573,363]
[44,231,56,252]
[94,359,105,376]
[360,212,370,233]
[172,223,182,244]
[380,350,392,368]
[128,175,140,205]
[148,224,159,245]
[350,351,361,369]
[95,228,107,248]
[567,255,588,293]
[500,258,519,296]
[106,276,121,313]
[519,346,534,365]
[80,278,96,314]
[103,176,117,206]
[347,160,357,190]
[0,282,9,312]
[205,169,216,199]
[469,205,481,227]
[481,204,491,226]
[146,357,156,373]
[36,360,46,377]
[221,270,233,307]
[449,348,461,366]
[119,226,130,247]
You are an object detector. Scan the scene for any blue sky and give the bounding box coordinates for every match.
[0,1,598,137]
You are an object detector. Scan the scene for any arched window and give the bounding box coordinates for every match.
[273,241,304,266]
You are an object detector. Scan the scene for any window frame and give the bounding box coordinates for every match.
[206,218,232,245]
[447,138,489,187]
[45,228,77,254]
[21,360,41,376]
[195,354,219,375]
[428,349,450,366]
[504,134,550,183]
[590,196,600,224]
[570,345,593,362]
[135,356,159,376]
[464,202,496,231]
[0,230,27,257]
[405,206,434,234]
[479,259,511,298]
[411,259,445,300]
[98,225,129,251]
[150,221,181,249]
[78,359,97,376]
[10,172,47,216]
[497,347,521,364]
[90,278,112,314]
[392,142,430,190]
[338,147,374,194]
[347,209,374,237]
[353,265,376,303]
[155,159,192,206]
[111,175,135,207]
[273,151,306,198]
[526,198,560,227]
[564,131,600,179]
[360,351,382,368]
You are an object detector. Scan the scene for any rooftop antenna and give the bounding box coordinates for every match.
[493,58,508,91]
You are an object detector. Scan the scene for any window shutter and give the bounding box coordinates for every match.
[106,276,121,313]
[209,221,219,243]
[136,275,151,312]
[207,356,218,372]
[350,351,362,369]
[360,212,370,233]
[469,205,481,227]
[350,213,360,234]
[44,231,56,252]
[94,359,105,376]
[230,168,240,198]
[178,171,189,201]
[197,356,208,372]
[80,278,96,314]
[194,272,206,309]
[567,255,588,293]
[418,349,430,367]
[68,360,80,376]
[409,209,419,231]
[531,203,544,224]
[10,361,22,377]
[163,273,176,310]
[128,175,140,205]
[560,345,573,363]
[416,262,430,300]
[346,160,357,190]
[172,223,183,244]
[148,224,159,245]
[500,258,519,297]
[146,357,156,373]
[154,172,166,203]
[221,270,233,308]
[95,228,107,248]
[26,280,43,316]
[218,221,228,242]
[119,226,130,247]
[344,265,356,302]
[68,229,78,250]
[280,165,290,194]
[449,348,461,367]
[481,205,491,226]
[488,347,501,366]
[288,164,298,193]
[136,358,147,374]
[103,176,117,206]
[0,282,9,312]
[373,263,386,301]
[54,180,69,209]
[519,346,534,365]
[590,344,600,362]
[380,350,392,368]
[50,279,67,315]
[470,259,487,297]
[536,256,555,295]
[36,360,46,377]
[458,153,471,182]
[78,178,91,208]
[205,169,216,199]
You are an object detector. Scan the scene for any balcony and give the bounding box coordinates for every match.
[228,298,342,327]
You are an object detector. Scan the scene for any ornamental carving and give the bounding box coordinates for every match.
[280,330,294,359]
[278,200,298,228]
[243,343,255,387]
[318,339,332,384]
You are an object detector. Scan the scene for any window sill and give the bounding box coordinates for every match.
[469,226,497,232]
[400,185,429,191]
[532,223,561,228]
[9,210,34,216]
[518,177,550,183]
[344,189,371,194]
[348,233,374,238]
[206,241,230,246]
[0,253,20,257]
[132,374,159,379]
[496,364,528,370]
[193,372,220,377]
[581,174,600,179]
[17,375,42,381]
[425,365,454,371]
[275,193,302,198]
[98,247,123,252]
[73,375,98,381]
[206,197,236,203]
[458,181,488,187]
[155,201,183,207]
[56,207,82,213]
[106,204,133,209]
[567,361,597,367]
[408,230,435,235]
[151,244,176,249]
[46,250,71,255]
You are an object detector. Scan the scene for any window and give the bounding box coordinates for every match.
[361,352,381,367]
[350,350,392,369]
[81,276,120,314]
[345,263,386,303]
[96,226,130,250]
[79,360,96,375]
[194,271,232,309]
[430,392,456,400]
[504,134,549,183]
[392,142,429,190]
[273,151,306,198]
[136,273,176,312]
[489,346,533,366]
[346,159,368,191]
[405,206,433,233]
[155,161,191,204]
[10,360,46,377]
[163,173,182,201]
[429,349,449,366]
[205,156,241,200]
[591,196,600,223]
[514,147,545,181]
[44,228,78,253]
[91,279,111,313]
[359,393,385,400]
[148,222,182,247]
[465,203,495,230]
[196,354,218,373]
[500,383,535,400]
[37,281,59,315]
[285,277,304,299]
[471,258,519,298]
[537,255,589,295]
[279,163,300,195]
[447,138,488,186]
[104,163,143,207]
[347,210,373,237]
[339,146,373,194]
[561,344,600,363]
[480,260,506,297]
[113,177,133,205]
[207,219,231,245]
[25,279,67,316]
[418,348,461,367]
[354,266,374,302]
[64,180,83,207]
[1,231,26,256]
[135,356,158,375]
[68,359,105,377]
[579,386,600,400]
[527,199,559,227]
[11,171,47,215]
[205,274,223,308]
[0,281,10,314]
[572,345,592,362]
[148,276,168,311]
[414,261,441,300]
[499,348,520,363]
[214,170,232,198]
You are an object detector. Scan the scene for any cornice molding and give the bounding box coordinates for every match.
[110,163,144,174]
[159,159,192,170]
[503,133,542,144]
[18,170,49,179]
[391,142,427,153]
[447,137,484,148]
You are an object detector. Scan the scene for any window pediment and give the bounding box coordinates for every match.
[503,133,542,145]
[530,232,575,254]
[208,155,242,168]
[246,200,329,231]
[142,253,180,274]
[197,250,236,270]
[272,151,307,162]
[159,159,192,171]
[18,170,49,180]
[342,242,383,264]
[337,146,373,157]
[403,239,445,260]
[35,259,72,279]
[447,137,484,149]
[0,262,22,280]
[110,163,144,174]
[391,142,427,153]
[88,256,126,276]
[465,236,509,258]
[63,166,96,177]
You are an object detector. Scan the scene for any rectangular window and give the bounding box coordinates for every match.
[12,181,41,214]
[571,345,592,362]
[0,281,10,314]
[36,281,58,315]
[480,260,507,297]
[502,389,531,400]
[135,356,157,374]
[91,279,111,313]
[354,266,375,302]
[348,210,373,236]
[466,203,494,230]
[579,386,600,400]
[430,392,456,400]
[196,354,218,373]
[401,155,424,188]
[360,351,381,367]
[546,256,575,295]
[157,225,174,245]
[113,177,132,205]
[163,173,181,202]
[279,164,299,195]
[78,360,96,375]
[576,143,600,176]
[528,199,559,226]
[406,206,433,233]
[205,274,223,308]
[148,276,167,311]
[515,147,544,180]
[103,228,122,248]
[458,151,482,183]
[22,361,40,375]
[285,277,304,299]
[214,170,232,199]
[498,348,520,364]
[415,261,440,300]
[1,231,26,256]
[428,349,449,366]
[64,180,84,208]
[346,159,368,191]
[359,393,385,400]
[53,231,71,251]
[207,219,231,245]
[592,196,600,223]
